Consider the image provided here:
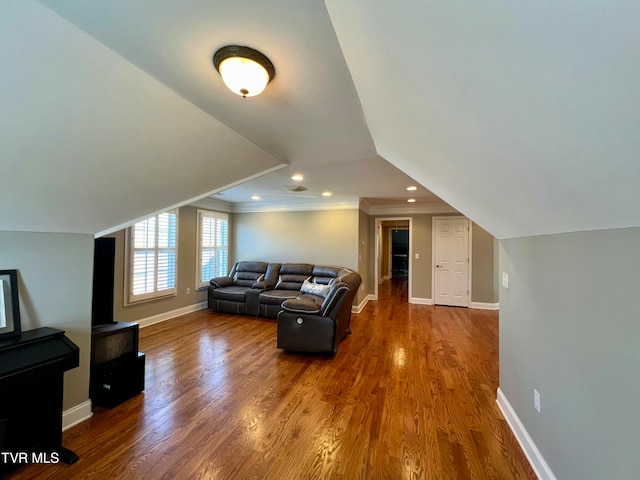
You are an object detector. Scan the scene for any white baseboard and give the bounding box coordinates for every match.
[353,294,374,313]
[496,387,556,480]
[63,400,93,431]
[409,297,434,305]
[138,301,208,329]
[470,302,500,310]
[407,299,498,309]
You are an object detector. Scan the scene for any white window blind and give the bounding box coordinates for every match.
[197,210,229,289]
[127,209,178,303]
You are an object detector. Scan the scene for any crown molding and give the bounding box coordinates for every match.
[230,200,360,213]
[359,198,373,214]
[367,204,458,216]
[189,197,233,212]
[193,197,458,215]
[190,197,459,215]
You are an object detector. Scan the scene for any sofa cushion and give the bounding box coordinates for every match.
[310,265,341,284]
[275,275,310,291]
[228,261,268,287]
[280,263,314,275]
[233,271,265,287]
[274,263,314,291]
[236,261,268,273]
[300,279,331,298]
[259,289,300,306]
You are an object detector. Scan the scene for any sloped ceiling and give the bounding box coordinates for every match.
[36,0,376,170]
[2,1,638,239]
[0,1,283,236]
[326,0,640,239]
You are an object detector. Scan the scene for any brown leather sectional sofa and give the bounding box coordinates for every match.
[207,261,362,354]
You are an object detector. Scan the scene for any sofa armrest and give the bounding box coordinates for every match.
[210,276,233,288]
[252,280,275,290]
[281,298,321,314]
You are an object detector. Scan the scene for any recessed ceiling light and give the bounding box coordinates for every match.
[407,198,416,203]
[407,186,417,191]
[322,191,332,197]
[251,195,261,200]
[291,174,304,181]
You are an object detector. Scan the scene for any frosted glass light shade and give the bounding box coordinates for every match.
[218,57,270,97]
[213,45,275,98]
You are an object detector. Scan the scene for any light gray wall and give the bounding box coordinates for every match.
[0,231,93,410]
[411,215,433,299]
[472,223,498,303]
[500,227,640,479]
[233,210,359,270]
[110,205,209,323]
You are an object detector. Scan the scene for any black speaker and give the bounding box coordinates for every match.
[91,237,116,327]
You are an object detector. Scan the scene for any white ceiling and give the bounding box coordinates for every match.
[215,156,455,214]
[1,0,638,238]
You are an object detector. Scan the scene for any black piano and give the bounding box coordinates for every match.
[0,327,80,475]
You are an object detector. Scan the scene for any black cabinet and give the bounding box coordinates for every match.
[0,328,80,475]
[90,322,145,408]
[92,352,145,408]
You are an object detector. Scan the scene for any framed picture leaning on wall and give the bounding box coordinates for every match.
[0,270,21,338]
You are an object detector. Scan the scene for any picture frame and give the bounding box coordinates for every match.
[0,269,21,338]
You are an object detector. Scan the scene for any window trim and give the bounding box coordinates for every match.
[196,209,229,290]
[124,209,179,306]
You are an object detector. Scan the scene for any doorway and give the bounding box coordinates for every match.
[391,229,409,278]
[375,217,412,301]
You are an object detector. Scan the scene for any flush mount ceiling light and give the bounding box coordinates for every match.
[406,186,417,191]
[213,45,275,98]
[407,198,416,203]
[291,174,304,182]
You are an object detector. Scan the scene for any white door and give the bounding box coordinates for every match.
[434,218,469,307]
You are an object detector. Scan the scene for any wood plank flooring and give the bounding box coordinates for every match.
[8,279,535,479]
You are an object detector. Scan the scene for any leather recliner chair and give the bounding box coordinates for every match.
[276,270,361,354]
[208,261,280,315]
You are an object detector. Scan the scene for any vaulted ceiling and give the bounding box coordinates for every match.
[1,0,638,239]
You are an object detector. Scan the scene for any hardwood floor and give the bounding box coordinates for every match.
[8,280,535,479]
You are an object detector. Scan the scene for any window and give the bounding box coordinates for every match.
[197,210,229,289]
[126,209,178,303]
